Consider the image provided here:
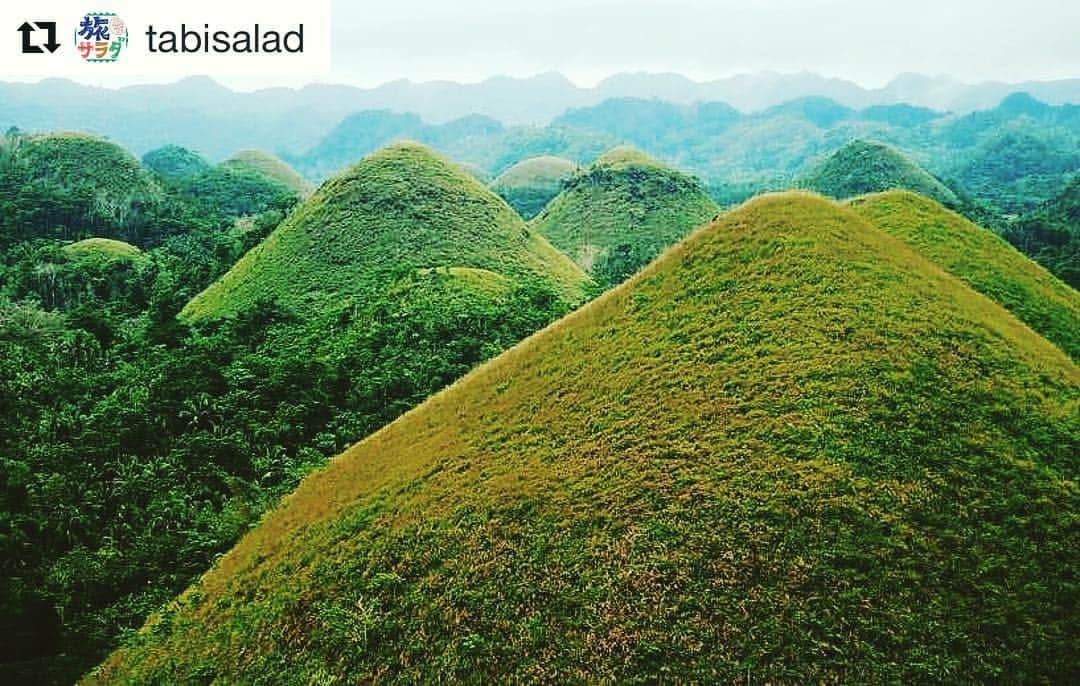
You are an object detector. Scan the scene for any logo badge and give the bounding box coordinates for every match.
[75,12,127,62]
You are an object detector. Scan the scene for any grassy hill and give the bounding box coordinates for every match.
[183,142,591,322]
[89,192,1077,684]
[490,155,578,219]
[530,146,719,285]
[799,140,958,204]
[0,131,163,247]
[61,237,145,263]
[850,191,1080,360]
[223,149,315,197]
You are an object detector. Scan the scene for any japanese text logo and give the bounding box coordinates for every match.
[74,12,127,62]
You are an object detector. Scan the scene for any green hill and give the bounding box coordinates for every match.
[183,142,591,322]
[222,149,315,197]
[849,190,1080,360]
[141,145,210,179]
[0,132,163,247]
[530,146,719,286]
[799,140,958,204]
[490,156,578,219]
[61,237,145,262]
[90,193,1078,684]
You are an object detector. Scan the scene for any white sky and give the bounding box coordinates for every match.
[8,0,1080,89]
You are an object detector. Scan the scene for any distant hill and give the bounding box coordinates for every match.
[530,146,719,285]
[0,131,163,248]
[948,125,1080,214]
[91,193,1078,684]
[183,142,592,322]
[490,156,578,219]
[141,145,210,179]
[799,140,958,204]
[850,190,1080,359]
[222,150,315,197]
[3,73,1078,159]
[1004,175,1080,287]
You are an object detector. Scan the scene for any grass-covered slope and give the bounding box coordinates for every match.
[850,190,1080,360]
[799,139,958,204]
[531,146,719,285]
[61,237,145,262]
[183,142,591,322]
[490,155,578,219]
[223,149,315,197]
[91,193,1078,684]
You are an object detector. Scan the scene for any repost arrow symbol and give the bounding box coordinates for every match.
[38,21,59,53]
[18,21,43,53]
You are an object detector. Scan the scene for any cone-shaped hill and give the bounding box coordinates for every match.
[531,146,719,286]
[92,193,1078,684]
[182,142,592,323]
[490,155,578,219]
[850,190,1080,360]
[0,132,163,247]
[223,149,315,197]
[800,140,958,205]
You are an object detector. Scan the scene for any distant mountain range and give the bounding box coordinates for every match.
[2,72,1079,160]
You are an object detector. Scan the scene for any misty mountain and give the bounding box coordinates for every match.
[4,72,1080,161]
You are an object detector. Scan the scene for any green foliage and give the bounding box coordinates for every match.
[1003,175,1080,287]
[0,132,164,248]
[89,193,1078,685]
[531,146,719,286]
[141,145,210,180]
[799,140,958,204]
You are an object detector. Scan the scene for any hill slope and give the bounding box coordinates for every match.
[223,149,315,197]
[799,139,957,204]
[490,156,578,219]
[531,146,719,285]
[183,142,591,322]
[850,190,1080,360]
[141,145,210,179]
[91,193,1078,684]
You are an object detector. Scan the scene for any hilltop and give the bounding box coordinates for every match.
[490,155,578,218]
[61,237,145,263]
[530,146,719,285]
[90,193,1077,684]
[183,142,591,322]
[799,140,957,204]
[0,132,163,247]
[223,149,315,197]
[850,190,1080,360]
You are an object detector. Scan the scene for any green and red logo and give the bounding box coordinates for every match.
[74,12,127,62]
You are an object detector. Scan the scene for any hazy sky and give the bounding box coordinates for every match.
[9,0,1080,89]
[322,0,1079,88]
